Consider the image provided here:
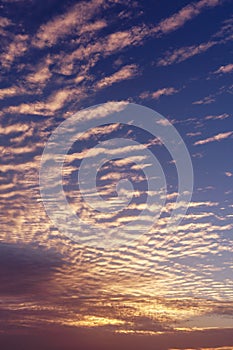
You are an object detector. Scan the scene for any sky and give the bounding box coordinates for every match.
[0,0,233,349]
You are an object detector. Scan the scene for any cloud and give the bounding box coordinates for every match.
[32,0,105,48]
[0,122,30,135]
[152,0,222,36]
[0,16,12,35]
[0,86,26,100]
[214,63,233,74]
[204,113,230,120]
[225,172,233,177]
[140,87,178,100]
[0,242,63,295]
[193,95,215,105]
[32,0,224,53]
[25,56,52,85]
[57,25,150,75]
[214,15,233,39]
[194,131,233,145]
[96,64,139,89]
[65,142,151,163]
[157,15,233,67]
[0,57,53,101]
[0,0,223,78]
[0,34,29,68]
[70,123,122,143]
[53,0,225,75]
[1,1,233,341]
[0,17,12,28]
[3,88,84,116]
[157,41,217,66]
[186,132,202,137]
[79,19,107,35]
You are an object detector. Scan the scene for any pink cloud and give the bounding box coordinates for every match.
[204,113,230,120]
[140,87,178,100]
[32,0,105,48]
[96,64,139,89]
[225,172,233,177]
[157,41,216,66]
[194,131,233,145]
[214,63,233,74]
[153,0,222,36]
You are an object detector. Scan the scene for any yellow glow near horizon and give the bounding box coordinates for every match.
[61,315,127,327]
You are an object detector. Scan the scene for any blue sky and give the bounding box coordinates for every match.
[0,0,233,349]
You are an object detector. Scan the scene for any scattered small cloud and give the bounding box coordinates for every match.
[0,16,12,27]
[140,87,178,100]
[32,0,105,48]
[225,172,233,177]
[153,0,223,36]
[204,113,230,120]
[0,16,12,35]
[193,95,215,105]
[96,64,139,89]
[157,15,233,67]
[187,131,202,137]
[214,63,233,74]
[0,85,26,100]
[3,87,83,116]
[0,34,29,69]
[194,131,233,145]
[25,56,52,86]
[157,41,216,66]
